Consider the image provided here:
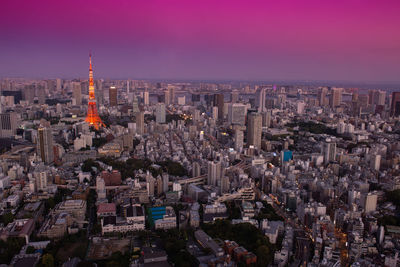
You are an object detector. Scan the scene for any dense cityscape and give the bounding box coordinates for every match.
[0,53,399,267]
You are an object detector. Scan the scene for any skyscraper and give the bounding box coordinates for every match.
[37,126,54,164]
[168,85,175,104]
[164,90,170,105]
[234,129,244,152]
[231,90,239,103]
[207,160,221,186]
[258,87,266,112]
[390,92,400,117]
[85,54,105,130]
[247,112,262,149]
[228,103,247,126]
[156,103,166,124]
[215,93,224,121]
[318,87,328,106]
[109,86,118,107]
[136,111,144,135]
[0,112,17,138]
[72,82,82,106]
[330,88,342,108]
[143,91,149,105]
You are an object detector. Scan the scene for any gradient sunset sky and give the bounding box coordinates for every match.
[1,0,400,82]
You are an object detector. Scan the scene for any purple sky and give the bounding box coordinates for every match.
[1,0,400,82]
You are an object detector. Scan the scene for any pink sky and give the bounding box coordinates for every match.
[1,0,400,81]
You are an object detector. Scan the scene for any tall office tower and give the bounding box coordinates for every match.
[377,90,386,106]
[37,126,54,164]
[0,112,17,138]
[36,85,46,104]
[247,112,262,149]
[330,88,342,108]
[318,87,328,106]
[72,82,82,106]
[215,93,224,120]
[168,85,175,104]
[109,86,118,107]
[143,91,149,105]
[262,110,271,127]
[23,85,35,104]
[228,103,246,125]
[156,103,166,124]
[207,160,221,186]
[126,80,130,94]
[85,54,105,130]
[257,87,266,112]
[391,92,400,117]
[135,111,145,135]
[56,78,62,91]
[192,161,201,177]
[234,129,244,152]
[164,90,170,105]
[323,138,336,164]
[231,90,239,103]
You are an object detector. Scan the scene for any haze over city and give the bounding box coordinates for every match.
[1,0,400,82]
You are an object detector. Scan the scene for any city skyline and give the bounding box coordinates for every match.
[1,0,400,82]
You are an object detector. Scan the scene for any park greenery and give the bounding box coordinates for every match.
[202,220,277,266]
[0,237,26,264]
[97,157,187,179]
[286,121,337,136]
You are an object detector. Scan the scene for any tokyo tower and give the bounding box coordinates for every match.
[85,53,105,130]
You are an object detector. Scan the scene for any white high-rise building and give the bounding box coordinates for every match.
[143,91,149,105]
[234,129,244,152]
[323,138,336,164]
[258,87,266,113]
[207,161,221,186]
[156,103,166,124]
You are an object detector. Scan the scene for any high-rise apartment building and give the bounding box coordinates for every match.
[215,94,224,120]
[247,112,262,149]
[234,129,244,152]
[37,126,54,164]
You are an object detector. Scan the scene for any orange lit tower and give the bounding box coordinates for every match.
[85,53,105,130]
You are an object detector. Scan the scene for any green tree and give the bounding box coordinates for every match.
[1,212,14,225]
[26,246,36,254]
[42,253,54,267]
